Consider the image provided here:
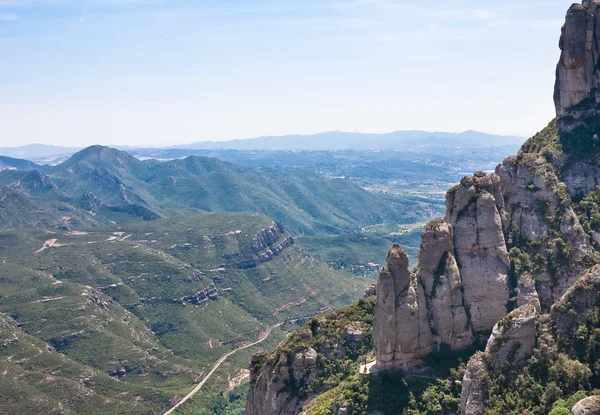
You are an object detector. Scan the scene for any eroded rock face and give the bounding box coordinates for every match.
[374,144,596,370]
[552,264,600,339]
[460,352,488,415]
[485,304,538,370]
[572,396,600,415]
[374,172,510,370]
[459,306,537,414]
[554,2,600,118]
[245,347,319,415]
[227,221,295,269]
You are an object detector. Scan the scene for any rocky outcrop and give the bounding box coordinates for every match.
[374,171,512,370]
[227,222,295,268]
[374,244,434,370]
[251,221,286,253]
[460,305,537,414]
[572,396,600,415]
[551,264,600,340]
[460,352,488,415]
[245,347,319,415]
[484,304,537,370]
[245,299,375,415]
[554,1,600,119]
[374,126,598,370]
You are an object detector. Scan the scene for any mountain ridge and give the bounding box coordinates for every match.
[0,130,526,161]
[172,130,526,151]
[0,145,441,234]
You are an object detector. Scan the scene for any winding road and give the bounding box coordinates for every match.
[162,322,282,415]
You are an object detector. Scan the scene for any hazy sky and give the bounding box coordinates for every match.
[0,0,571,147]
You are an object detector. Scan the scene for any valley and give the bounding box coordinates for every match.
[0,213,373,414]
[4,0,585,414]
[0,137,521,414]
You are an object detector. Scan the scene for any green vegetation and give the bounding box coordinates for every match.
[0,213,370,414]
[0,146,438,234]
[193,382,249,415]
[298,234,390,276]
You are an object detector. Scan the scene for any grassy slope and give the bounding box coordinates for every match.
[0,214,369,414]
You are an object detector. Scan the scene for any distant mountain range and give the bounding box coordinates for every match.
[0,145,441,233]
[1,130,526,161]
[0,143,81,159]
[173,130,526,151]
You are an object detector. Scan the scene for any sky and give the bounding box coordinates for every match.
[0,0,573,147]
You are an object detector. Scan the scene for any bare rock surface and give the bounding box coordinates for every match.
[245,346,319,415]
[485,304,537,370]
[460,352,487,415]
[373,171,511,370]
[572,396,600,415]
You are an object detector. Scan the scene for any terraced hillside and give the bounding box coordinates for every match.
[0,214,370,414]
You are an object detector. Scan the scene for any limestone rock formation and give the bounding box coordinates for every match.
[460,305,537,414]
[245,346,320,415]
[460,352,488,415]
[554,1,599,117]
[484,304,537,370]
[374,171,512,370]
[572,396,600,415]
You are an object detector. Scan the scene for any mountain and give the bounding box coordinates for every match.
[0,155,40,171]
[173,130,526,151]
[245,2,600,415]
[0,214,372,414]
[0,146,442,234]
[0,143,80,159]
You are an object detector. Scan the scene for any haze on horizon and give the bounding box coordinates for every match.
[1,0,568,148]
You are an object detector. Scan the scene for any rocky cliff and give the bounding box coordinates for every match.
[555,1,600,121]
[245,298,375,415]
[372,148,594,370]
[226,221,295,268]
[246,1,600,414]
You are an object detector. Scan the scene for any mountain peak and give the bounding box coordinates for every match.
[70,145,118,159]
[60,145,139,169]
[554,0,600,128]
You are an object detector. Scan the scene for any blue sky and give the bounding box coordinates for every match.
[0,0,571,147]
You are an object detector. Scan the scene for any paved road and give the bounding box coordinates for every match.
[162,323,282,415]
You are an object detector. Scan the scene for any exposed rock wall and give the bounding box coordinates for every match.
[460,305,538,415]
[572,396,600,415]
[226,221,295,269]
[245,347,319,415]
[554,0,600,132]
[554,1,599,118]
[460,352,488,415]
[373,143,597,370]
[374,171,514,369]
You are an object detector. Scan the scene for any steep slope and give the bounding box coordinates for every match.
[245,2,600,414]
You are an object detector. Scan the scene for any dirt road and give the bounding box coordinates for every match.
[162,323,282,415]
